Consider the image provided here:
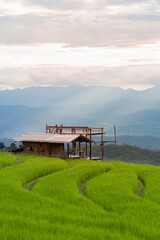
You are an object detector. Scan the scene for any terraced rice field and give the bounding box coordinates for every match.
[0,152,160,239]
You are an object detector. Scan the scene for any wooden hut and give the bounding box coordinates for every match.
[15,133,94,158]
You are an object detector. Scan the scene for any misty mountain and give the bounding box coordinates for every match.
[0,105,98,138]
[1,85,160,113]
[1,86,160,138]
[115,110,160,136]
[0,86,124,108]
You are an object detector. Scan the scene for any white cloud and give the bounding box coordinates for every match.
[0,64,160,91]
[0,0,160,90]
[0,42,160,68]
[0,12,160,48]
[22,0,152,11]
[0,0,44,16]
[0,0,160,47]
[0,0,157,19]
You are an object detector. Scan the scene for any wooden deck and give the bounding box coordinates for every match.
[91,157,102,161]
[69,155,81,159]
[69,155,102,160]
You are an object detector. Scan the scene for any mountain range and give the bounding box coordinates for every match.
[1,85,160,144]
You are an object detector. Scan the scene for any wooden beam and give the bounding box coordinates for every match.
[89,127,104,130]
[46,125,105,136]
[45,131,105,136]
[86,132,106,136]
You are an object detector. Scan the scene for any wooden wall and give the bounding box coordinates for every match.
[22,142,69,158]
[23,142,50,157]
[50,143,68,158]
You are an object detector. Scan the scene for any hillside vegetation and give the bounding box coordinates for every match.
[1,153,160,239]
[92,144,160,165]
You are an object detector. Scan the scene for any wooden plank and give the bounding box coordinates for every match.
[46,125,105,136]
[86,132,106,136]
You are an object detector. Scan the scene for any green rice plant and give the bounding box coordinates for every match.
[0,152,16,167]
[86,167,138,213]
[113,161,160,205]
[86,161,160,237]
[1,155,160,240]
[134,165,160,205]
[65,158,94,168]
[33,162,113,206]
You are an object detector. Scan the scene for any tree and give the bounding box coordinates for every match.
[0,142,5,150]
[10,142,17,149]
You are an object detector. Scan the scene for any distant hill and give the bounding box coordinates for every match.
[92,144,160,166]
[1,86,160,140]
[116,135,160,150]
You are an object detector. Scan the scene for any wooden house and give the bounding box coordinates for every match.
[15,133,94,159]
[13,124,115,160]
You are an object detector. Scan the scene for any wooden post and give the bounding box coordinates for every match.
[86,143,88,158]
[79,142,81,157]
[72,142,73,155]
[56,125,58,133]
[67,144,69,157]
[72,141,76,155]
[86,134,88,157]
[114,125,117,161]
[90,129,92,160]
[85,130,87,157]
[101,128,104,161]
[46,124,48,133]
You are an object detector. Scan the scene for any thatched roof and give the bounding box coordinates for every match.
[15,133,94,144]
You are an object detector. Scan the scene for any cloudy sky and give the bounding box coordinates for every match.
[0,0,160,90]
